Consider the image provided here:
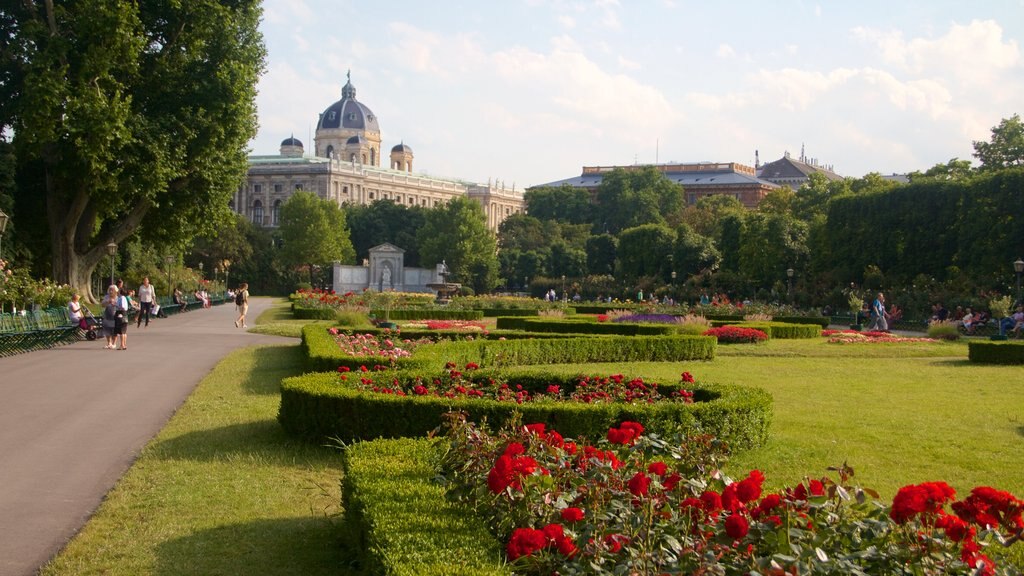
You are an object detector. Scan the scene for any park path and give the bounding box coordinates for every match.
[0,298,292,576]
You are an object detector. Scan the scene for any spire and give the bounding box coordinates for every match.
[342,69,356,100]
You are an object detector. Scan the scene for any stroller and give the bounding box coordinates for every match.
[77,310,103,341]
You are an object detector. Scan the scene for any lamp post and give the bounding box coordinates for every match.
[106,242,118,287]
[1015,258,1024,306]
[671,270,677,286]
[786,267,794,301]
[198,261,204,279]
[0,208,9,260]
[165,255,175,296]
[223,259,231,292]
[561,274,566,302]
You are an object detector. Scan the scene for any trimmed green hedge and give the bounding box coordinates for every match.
[303,325,716,372]
[342,438,510,575]
[495,317,679,335]
[475,307,576,317]
[709,320,821,339]
[279,369,771,450]
[371,309,484,321]
[967,340,1024,364]
[290,304,339,320]
[705,315,830,328]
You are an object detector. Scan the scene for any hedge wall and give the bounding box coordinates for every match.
[708,320,821,339]
[370,309,485,321]
[302,326,715,372]
[494,317,679,336]
[291,304,338,320]
[342,438,509,575]
[280,369,772,450]
[705,315,829,328]
[475,307,576,317]
[967,340,1024,364]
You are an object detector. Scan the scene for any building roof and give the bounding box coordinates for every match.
[280,136,303,147]
[317,72,380,132]
[391,142,413,154]
[534,163,779,189]
[758,154,842,181]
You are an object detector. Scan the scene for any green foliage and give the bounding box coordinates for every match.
[344,200,426,266]
[291,304,339,320]
[524,184,592,224]
[341,438,511,576]
[5,0,265,298]
[279,370,771,449]
[973,114,1024,170]
[908,158,975,183]
[418,197,499,294]
[737,212,809,287]
[616,224,675,281]
[584,233,617,276]
[371,309,484,321]
[672,223,721,280]
[593,167,683,234]
[967,340,1024,364]
[493,317,682,336]
[927,320,961,341]
[278,191,355,283]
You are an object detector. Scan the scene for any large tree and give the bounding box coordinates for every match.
[973,114,1024,170]
[3,1,265,300]
[593,167,683,235]
[524,184,592,224]
[278,191,355,286]
[417,197,499,294]
[345,200,426,266]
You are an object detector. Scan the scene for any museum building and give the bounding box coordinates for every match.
[232,72,524,231]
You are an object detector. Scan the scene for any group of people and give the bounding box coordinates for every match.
[66,278,251,349]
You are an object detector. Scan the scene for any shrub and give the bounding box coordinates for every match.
[968,340,1024,364]
[928,320,961,341]
[372,309,485,321]
[494,317,678,336]
[336,310,374,328]
[291,303,339,320]
[743,313,773,322]
[341,437,511,575]
[703,326,768,344]
[536,309,565,318]
[278,369,771,449]
[675,314,711,336]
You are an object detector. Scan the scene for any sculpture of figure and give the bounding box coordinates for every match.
[381,266,391,288]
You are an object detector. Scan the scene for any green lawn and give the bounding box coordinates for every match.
[38,312,1024,574]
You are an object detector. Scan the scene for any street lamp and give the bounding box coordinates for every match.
[165,255,175,296]
[561,274,566,301]
[1015,258,1024,305]
[786,267,795,300]
[0,207,9,260]
[106,242,118,287]
[198,261,204,282]
[222,259,231,291]
[671,271,677,286]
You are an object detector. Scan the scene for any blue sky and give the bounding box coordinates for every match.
[252,0,1024,187]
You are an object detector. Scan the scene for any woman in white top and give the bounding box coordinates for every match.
[67,294,84,326]
[137,277,155,328]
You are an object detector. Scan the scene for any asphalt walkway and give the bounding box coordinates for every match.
[0,298,292,576]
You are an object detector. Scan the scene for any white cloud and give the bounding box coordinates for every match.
[617,55,641,70]
[716,44,736,59]
[557,14,577,29]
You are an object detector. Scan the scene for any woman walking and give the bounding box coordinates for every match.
[234,282,249,328]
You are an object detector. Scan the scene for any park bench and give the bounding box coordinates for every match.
[0,308,80,357]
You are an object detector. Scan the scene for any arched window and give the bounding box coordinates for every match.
[272,199,282,226]
[252,200,264,225]
[326,145,334,159]
[370,148,376,165]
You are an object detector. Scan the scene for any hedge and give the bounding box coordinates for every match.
[370,308,485,321]
[705,315,830,329]
[475,307,576,317]
[279,369,771,450]
[967,340,1024,364]
[708,321,821,339]
[494,317,679,336]
[303,325,716,372]
[342,438,510,575]
[290,304,339,320]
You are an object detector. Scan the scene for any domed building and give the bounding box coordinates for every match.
[235,71,523,232]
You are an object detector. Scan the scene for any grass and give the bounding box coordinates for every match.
[38,343,351,576]
[38,303,1024,573]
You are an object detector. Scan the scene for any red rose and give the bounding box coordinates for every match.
[647,461,668,476]
[725,514,750,539]
[628,472,652,496]
[524,423,546,436]
[507,528,548,560]
[560,507,585,522]
[700,490,723,514]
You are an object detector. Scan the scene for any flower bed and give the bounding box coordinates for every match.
[401,319,488,332]
[278,368,771,449]
[703,326,768,344]
[291,288,367,310]
[823,330,940,344]
[611,313,679,324]
[432,419,1023,575]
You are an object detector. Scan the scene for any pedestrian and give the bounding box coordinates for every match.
[868,292,888,332]
[101,285,119,350]
[234,282,249,328]
[137,276,155,328]
[116,286,130,349]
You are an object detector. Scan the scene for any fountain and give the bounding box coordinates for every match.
[425,260,460,305]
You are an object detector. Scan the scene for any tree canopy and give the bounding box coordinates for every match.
[973,114,1024,170]
[417,197,499,294]
[2,0,265,300]
[278,191,355,284]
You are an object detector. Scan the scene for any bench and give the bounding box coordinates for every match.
[0,308,81,357]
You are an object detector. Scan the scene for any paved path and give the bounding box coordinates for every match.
[0,298,292,576]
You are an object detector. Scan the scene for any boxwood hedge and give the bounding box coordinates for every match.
[342,437,510,575]
[302,325,716,372]
[967,340,1024,364]
[291,303,339,320]
[708,320,821,339]
[371,308,485,321]
[279,369,771,450]
[494,317,679,335]
[705,315,829,328]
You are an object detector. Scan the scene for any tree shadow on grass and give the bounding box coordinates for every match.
[149,420,344,464]
[239,344,306,396]
[154,517,356,576]
[927,358,974,367]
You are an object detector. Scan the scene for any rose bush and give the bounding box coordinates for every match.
[703,325,768,344]
[437,417,1023,575]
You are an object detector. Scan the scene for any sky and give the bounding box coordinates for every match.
[252,0,1024,188]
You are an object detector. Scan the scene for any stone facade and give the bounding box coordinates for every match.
[234,72,524,231]
[332,243,443,294]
